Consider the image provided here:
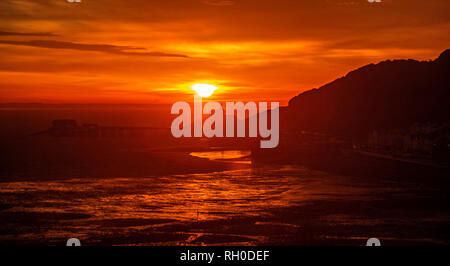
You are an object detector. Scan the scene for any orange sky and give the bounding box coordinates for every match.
[0,0,449,105]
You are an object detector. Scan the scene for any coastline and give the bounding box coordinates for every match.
[0,137,250,183]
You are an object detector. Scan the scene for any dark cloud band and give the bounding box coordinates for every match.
[0,31,58,37]
[0,39,188,58]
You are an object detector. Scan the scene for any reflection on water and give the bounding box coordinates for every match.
[0,164,448,245]
[0,165,361,244]
[1,166,345,222]
[189,150,251,164]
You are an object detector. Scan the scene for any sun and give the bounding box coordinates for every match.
[191,83,217,97]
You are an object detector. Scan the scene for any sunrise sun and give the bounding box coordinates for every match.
[191,83,217,97]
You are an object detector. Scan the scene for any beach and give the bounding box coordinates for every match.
[1,151,449,246]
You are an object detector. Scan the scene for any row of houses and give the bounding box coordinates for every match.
[367,122,450,162]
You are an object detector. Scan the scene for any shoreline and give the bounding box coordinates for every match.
[0,137,250,183]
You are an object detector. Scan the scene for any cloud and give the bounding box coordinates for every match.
[0,0,448,104]
[0,39,189,58]
[0,31,58,36]
[202,0,235,6]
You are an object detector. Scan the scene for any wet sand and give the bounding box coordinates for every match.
[0,137,249,182]
[1,162,449,246]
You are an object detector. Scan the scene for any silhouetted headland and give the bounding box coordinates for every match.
[254,49,450,176]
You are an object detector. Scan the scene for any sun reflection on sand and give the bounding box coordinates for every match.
[0,166,367,243]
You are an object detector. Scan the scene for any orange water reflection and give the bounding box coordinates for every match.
[189,150,251,164]
[0,166,367,243]
[3,164,443,245]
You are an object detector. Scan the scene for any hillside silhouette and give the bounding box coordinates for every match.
[284,49,450,139]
